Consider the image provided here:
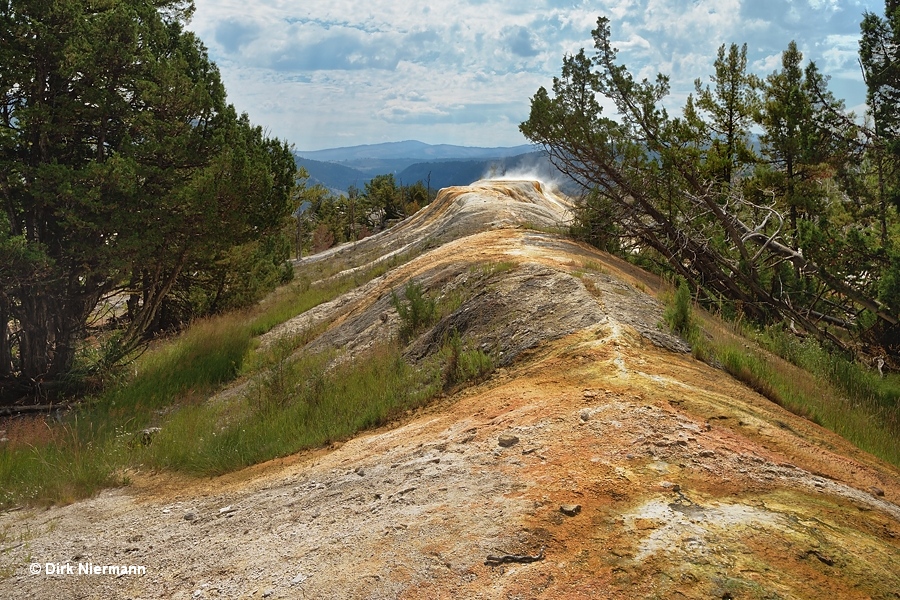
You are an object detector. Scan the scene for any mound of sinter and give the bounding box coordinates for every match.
[268,179,687,363]
[2,180,898,600]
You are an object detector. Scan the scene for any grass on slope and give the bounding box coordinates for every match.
[0,253,418,508]
[663,288,900,468]
[140,342,442,475]
[0,251,500,508]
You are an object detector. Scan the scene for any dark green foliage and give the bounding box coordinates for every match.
[692,43,761,186]
[0,1,296,400]
[665,280,694,337]
[391,281,438,342]
[441,328,493,390]
[364,173,403,227]
[291,172,435,255]
[569,188,622,253]
[860,1,900,242]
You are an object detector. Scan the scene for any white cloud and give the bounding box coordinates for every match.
[754,52,786,75]
[818,33,866,79]
[189,0,885,149]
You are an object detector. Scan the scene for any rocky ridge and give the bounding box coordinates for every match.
[1,180,898,599]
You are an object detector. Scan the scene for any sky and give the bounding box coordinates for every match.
[189,0,884,151]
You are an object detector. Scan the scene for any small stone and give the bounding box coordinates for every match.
[262,590,274,598]
[291,573,308,585]
[498,434,519,448]
[807,549,835,566]
[355,466,365,476]
[184,511,197,521]
[579,410,591,422]
[139,427,161,447]
[870,486,885,497]
[560,504,582,516]
[699,450,716,457]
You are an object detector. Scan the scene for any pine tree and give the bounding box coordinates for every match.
[756,42,818,246]
[521,17,899,357]
[860,0,900,243]
[0,1,295,400]
[693,43,760,187]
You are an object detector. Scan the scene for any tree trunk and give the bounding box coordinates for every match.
[17,292,53,383]
[15,280,102,400]
[0,297,11,378]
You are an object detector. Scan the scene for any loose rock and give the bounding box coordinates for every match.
[560,504,582,516]
[498,434,519,448]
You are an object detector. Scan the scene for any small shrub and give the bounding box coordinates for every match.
[585,280,601,297]
[665,279,694,337]
[441,329,493,389]
[391,281,437,342]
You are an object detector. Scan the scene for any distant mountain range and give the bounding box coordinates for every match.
[295,140,536,164]
[292,140,564,194]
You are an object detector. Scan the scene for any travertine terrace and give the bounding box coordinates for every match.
[2,180,898,599]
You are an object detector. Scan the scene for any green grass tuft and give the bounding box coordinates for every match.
[441,328,494,390]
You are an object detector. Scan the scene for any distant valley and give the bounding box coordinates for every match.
[293,140,564,194]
